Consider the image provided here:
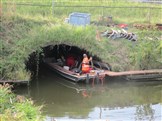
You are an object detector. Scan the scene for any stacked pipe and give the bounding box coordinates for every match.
[101,29,137,42]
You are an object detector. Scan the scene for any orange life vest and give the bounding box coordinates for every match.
[82,57,90,73]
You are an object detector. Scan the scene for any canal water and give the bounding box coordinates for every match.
[15,68,162,121]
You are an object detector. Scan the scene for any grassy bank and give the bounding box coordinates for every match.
[0,0,162,81]
[2,0,161,24]
[0,84,43,121]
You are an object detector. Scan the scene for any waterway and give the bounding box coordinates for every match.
[15,68,162,121]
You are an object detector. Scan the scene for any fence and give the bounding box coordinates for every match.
[2,1,162,24]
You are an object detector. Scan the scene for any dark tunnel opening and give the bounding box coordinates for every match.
[25,44,103,79]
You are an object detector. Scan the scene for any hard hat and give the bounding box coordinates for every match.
[83,54,87,57]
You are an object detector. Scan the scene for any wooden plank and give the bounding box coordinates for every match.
[127,74,162,80]
[104,69,162,77]
[0,80,29,84]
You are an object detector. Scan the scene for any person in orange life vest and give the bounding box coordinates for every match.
[82,54,92,73]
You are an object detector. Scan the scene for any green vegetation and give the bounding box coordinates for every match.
[2,0,161,23]
[0,0,162,80]
[130,31,162,70]
[0,84,43,121]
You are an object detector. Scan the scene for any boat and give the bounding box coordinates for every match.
[43,57,111,82]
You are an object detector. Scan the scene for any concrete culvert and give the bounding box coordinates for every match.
[25,44,111,80]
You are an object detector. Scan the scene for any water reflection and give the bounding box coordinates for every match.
[15,71,162,121]
[135,104,155,121]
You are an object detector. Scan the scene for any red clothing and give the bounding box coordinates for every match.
[66,55,75,67]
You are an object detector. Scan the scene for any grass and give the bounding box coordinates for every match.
[0,84,44,121]
[0,0,162,80]
[2,0,162,23]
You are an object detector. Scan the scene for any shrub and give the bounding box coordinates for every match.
[0,84,44,121]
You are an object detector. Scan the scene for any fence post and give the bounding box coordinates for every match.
[52,0,54,15]
[148,7,152,23]
[102,6,104,16]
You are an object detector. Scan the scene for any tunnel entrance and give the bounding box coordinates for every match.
[42,44,101,62]
[26,44,102,79]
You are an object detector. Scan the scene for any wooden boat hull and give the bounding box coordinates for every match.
[43,58,107,82]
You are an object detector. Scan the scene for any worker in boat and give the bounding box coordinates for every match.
[66,54,76,69]
[82,54,92,73]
